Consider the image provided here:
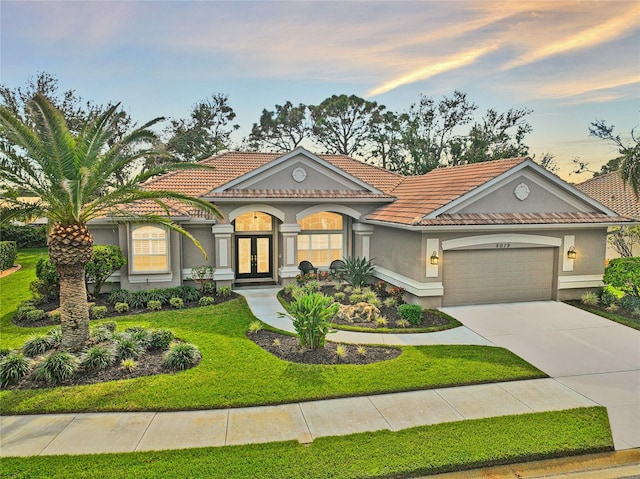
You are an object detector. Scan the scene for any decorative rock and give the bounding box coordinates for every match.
[335,302,382,323]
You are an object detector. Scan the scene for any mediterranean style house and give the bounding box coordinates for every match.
[577,172,640,258]
[89,148,633,307]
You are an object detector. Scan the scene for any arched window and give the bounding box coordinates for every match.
[297,212,343,267]
[130,225,169,273]
[234,212,273,232]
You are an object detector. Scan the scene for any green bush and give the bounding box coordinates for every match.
[82,346,115,371]
[199,296,215,306]
[0,352,33,387]
[125,327,151,348]
[103,321,117,332]
[30,258,59,301]
[288,292,338,349]
[46,327,62,349]
[14,301,36,322]
[34,351,78,384]
[341,257,375,288]
[147,288,170,304]
[148,329,175,350]
[115,336,143,360]
[162,342,202,370]
[85,245,126,298]
[203,281,216,295]
[603,257,640,297]
[169,297,184,309]
[398,304,423,325]
[23,334,55,357]
[216,285,232,298]
[128,291,150,309]
[349,293,365,304]
[91,325,113,342]
[0,241,17,271]
[177,285,201,302]
[0,224,47,248]
[191,265,215,292]
[90,305,108,320]
[108,289,130,305]
[333,292,346,302]
[24,309,45,322]
[115,302,129,313]
[147,300,162,311]
[620,294,640,313]
[581,291,599,306]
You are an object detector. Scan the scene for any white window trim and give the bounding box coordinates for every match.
[297,212,345,268]
[128,224,171,275]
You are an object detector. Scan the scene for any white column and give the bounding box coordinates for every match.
[352,222,374,259]
[279,223,301,278]
[211,224,234,282]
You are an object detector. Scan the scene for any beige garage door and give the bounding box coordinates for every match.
[442,248,555,306]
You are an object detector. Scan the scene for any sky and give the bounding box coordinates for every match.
[1,0,639,182]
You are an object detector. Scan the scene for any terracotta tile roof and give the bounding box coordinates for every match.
[204,189,393,199]
[143,151,403,197]
[367,158,529,225]
[576,172,640,219]
[416,212,633,226]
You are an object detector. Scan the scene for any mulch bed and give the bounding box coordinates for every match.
[248,329,401,365]
[565,300,640,325]
[12,292,240,328]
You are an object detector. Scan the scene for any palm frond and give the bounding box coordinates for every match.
[0,200,48,225]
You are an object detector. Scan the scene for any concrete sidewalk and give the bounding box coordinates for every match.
[0,378,596,457]
[240,287,494,346]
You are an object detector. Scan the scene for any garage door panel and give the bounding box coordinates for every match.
[443,248,554,306]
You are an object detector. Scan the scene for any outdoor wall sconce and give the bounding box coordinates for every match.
[567,246,577,260]
[430,251,439,265]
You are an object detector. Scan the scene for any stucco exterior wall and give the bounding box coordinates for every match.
[369,225,423,282]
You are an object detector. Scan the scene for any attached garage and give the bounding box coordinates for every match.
[442,247,556,306]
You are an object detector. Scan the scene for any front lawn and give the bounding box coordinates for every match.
[0,407,613,479]
[1,249,545,414]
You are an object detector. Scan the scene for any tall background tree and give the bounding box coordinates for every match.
[248,101,310,152]
[309,94,385,157]
[0,93,222,351]
[157,93,239,167]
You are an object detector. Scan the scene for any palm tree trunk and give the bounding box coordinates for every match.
[57,263,90,351]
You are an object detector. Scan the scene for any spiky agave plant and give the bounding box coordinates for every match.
[0,93,222,351]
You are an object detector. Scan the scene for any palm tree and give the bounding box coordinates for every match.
[0,93,222,351]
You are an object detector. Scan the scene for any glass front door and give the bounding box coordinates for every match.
[236,236,272,279]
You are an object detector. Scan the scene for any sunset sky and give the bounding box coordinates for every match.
[1,0,638,181]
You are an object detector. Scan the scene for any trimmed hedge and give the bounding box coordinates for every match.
[0,241,17,271]
[0,224,47,248]
[604,257,640,297]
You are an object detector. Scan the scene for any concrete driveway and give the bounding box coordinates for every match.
[441,301,640,450]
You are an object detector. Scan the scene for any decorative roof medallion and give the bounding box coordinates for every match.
[514,182,530,201]
[292,167,307,183]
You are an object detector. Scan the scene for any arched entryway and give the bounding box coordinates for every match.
[234,211,274,281]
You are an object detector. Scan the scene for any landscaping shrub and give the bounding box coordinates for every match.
[177,285,201,302]
[383,297,397,308]
[288,292,338,349]
[0,349,9,359]
[34,351,78,384]
[247,320,263,334]
[82,346,115,371]
[115,336,144,360]
[103,321,117,332]
[91,325,113,342]
[0,352,33,387]
[341,257,375,288]
[85,245,126,298]
[603,257,640,297]
[148,329,175,350]
[581,291,599,306]
[0,224,47,248]
[24,309,45,322]
[202,281,216,295]
[398,304,423,325]
[125,327,151,348]
[128,291,151,309]
[0,241,17,271]
[333,292,346,302]
[46,327,62,349]
[191,265,215,292]
[49,310,61,322]
[620,294,640,313]
[22,334,55,357]
[120,358,137,372]
[30,258,59,301]
[162,342,202,370]
[108,289,131,305]
[90,305,108,320]
[216,285,232,298]
[349,293,366,304]
[147,300,162,311]
[147,288,170,304]
[115,302,129,313]
[389,286,406,303]
[169,297,184,309]
[199,296,215,306]
[14,301,36,322]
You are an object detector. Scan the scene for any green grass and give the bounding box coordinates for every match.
[0,407,613,479]
[1,249,545,414]
[568,301,640,331]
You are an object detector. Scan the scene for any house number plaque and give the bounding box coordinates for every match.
[496,243,511,248]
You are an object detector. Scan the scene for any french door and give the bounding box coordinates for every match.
[236,236,272,279]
